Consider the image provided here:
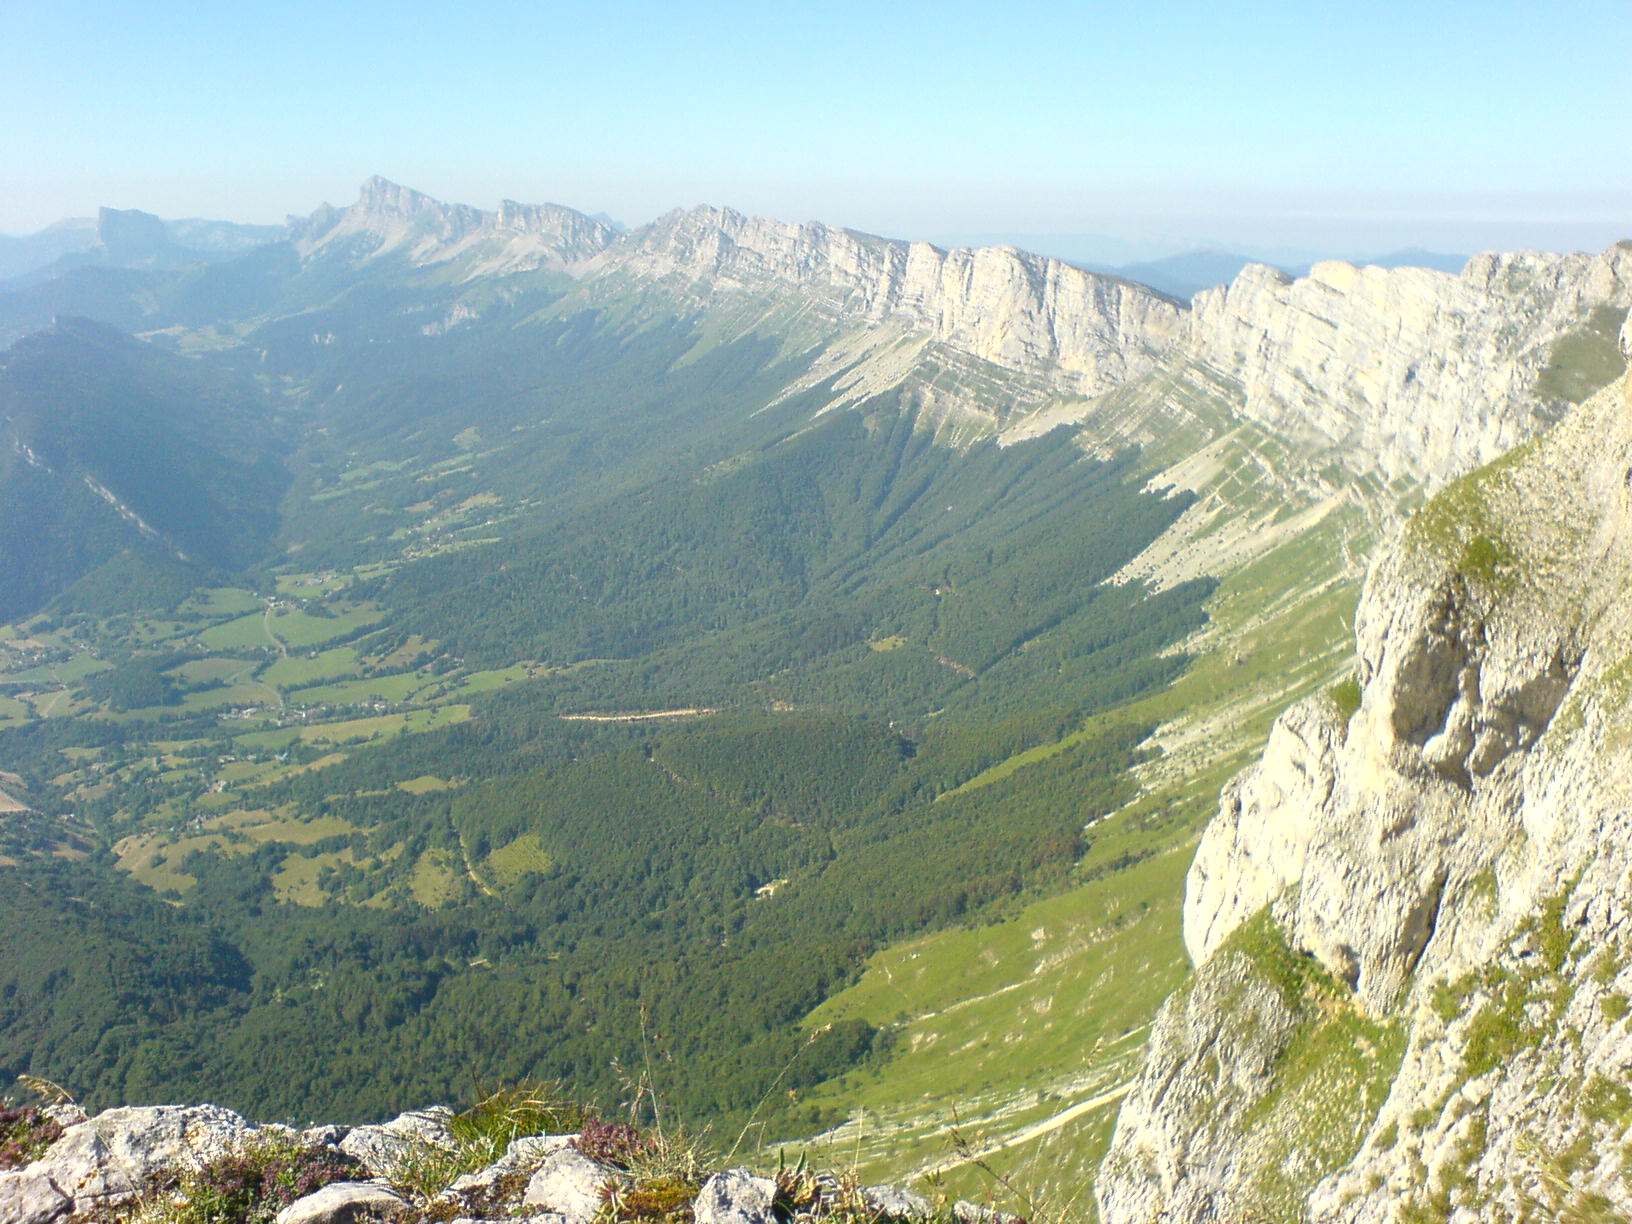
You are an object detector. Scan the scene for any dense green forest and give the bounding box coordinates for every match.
[0,233,1214,1133]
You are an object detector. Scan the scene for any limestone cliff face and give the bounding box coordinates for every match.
[289,177,618,276]
[282,184,1632,482]
[588,205,1188,398]
[1188,246,1632,487]
[1100,322,1632,1222]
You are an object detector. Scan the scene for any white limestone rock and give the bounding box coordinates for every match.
[0,1170,70,1224]
[862,1183,933,1218]
[434,1133,576,1218]
[588,205,1187,399]
[1101,354,1632,1221]
[521,1147,623,1224]
[28,1104,254,1210]
[290,177,618,278]
[692,1168,779,1224]
[272,1179,408,1224]
[338,1105,455,1177]
[1187,245,1632,487]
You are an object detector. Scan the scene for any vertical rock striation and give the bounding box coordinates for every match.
[1101,321,1632,1221]
[587,205,1188,397]
[1188,246,1632,486]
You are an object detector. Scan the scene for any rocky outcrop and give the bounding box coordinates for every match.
[94,208,170,262]
[0,1098,1016,1224]
[272,1180,408,1224]
[1188,246,1632,486]
[28,1104,254,1210]
[1100,325,1632,1220]
[521,1147,625,1224]
[338,1104,454,1175]
[693,1169,778,1224]
[290,177,618,277]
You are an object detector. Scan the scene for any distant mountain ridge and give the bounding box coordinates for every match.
[0,209,281,284]
[0,317,286,617]
[288,175,619,275]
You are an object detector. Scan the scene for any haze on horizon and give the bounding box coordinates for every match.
[4,0,1629,259]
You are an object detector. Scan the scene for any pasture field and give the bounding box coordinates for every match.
[262,648,361,688]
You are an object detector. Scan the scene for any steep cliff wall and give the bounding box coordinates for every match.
[589,205,1188,398]
[284,183,1632,486]
[1100,320,1632,1222]
[1188,246,1632,486]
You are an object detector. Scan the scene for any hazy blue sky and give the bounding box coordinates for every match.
[4,0,1629,255]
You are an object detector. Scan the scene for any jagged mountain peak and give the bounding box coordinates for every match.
[355,174,445,215]
[289,178,617,276]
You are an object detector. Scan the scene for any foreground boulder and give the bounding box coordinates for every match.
[693,1168,778,1224]
[522,1146,625,1224]
[28,1104,255,1212]
[273,1179,409,1224]
[0,1170,70,1224]
[339,1106,455,1178]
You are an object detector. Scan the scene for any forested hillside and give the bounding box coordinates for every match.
[0,213,1211,1138]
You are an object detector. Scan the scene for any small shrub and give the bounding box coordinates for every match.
[575,1116,652,1169]
[1430,978,1463,1023]
[0,1104,63,1170]
[1583,1075,1632,1127]
[137,1135,360,1224]
[603,1174,698,1223]
[1606,992,1631,1022]
[1328,675,1362,726]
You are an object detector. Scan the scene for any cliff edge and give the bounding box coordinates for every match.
[1099,318,1632,1222]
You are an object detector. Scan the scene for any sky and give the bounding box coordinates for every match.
[4,0,1630,258]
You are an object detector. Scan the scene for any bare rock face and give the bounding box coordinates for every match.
[521,1147,624,1224]
[1187,246,1632,487]
[338,1105,455,1177]
[589,206,1188,398]
[0,1170,70,1224]
[29,1104,255,1210]
[272,1179,408,1224]
[95,207,170,260]
[1101,354,1632,1220]
[692,1168,779,1224]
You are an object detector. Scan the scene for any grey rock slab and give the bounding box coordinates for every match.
[338,1105,455,1177]
[521,1147,622,1224]
[300,1124,350,1149]
[863,1183,933,1218]
[953,1201,1021,1224]
[0,1170,70,1224]
[273,1179,408,1224]
[29,1104,254,1208]
[39,1105,86,1130]
[447,1132,574,1193]
[434,1133,576,1217]
[692,1168,778,1224]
